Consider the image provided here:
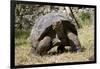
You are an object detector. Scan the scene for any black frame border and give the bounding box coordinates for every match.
[10,0,97,69]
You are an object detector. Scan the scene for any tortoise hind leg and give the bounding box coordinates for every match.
[67,32,81,52]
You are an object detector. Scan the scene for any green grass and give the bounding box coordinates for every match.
[15,30,30,46]
[74,11,91,28]
[15,25,94,65]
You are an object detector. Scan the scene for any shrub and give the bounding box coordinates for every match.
[77,11,91,28]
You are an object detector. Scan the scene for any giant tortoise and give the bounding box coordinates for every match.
[28,12,81,55]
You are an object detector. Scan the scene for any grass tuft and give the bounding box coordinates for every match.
[15,25,94,65]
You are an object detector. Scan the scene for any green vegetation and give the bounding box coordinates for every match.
[15,30,30,46]
[74,10,92,28]
[15,25,94,65]
[15,5,95,65]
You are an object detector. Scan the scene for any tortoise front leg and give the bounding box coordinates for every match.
[36,36,52,55]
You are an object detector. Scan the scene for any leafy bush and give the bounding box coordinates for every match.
[76,11,91,28]
[79,11,90,21]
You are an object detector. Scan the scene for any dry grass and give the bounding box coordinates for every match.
[15,25,94,65]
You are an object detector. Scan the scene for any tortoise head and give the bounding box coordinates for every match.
[52,21,63,31]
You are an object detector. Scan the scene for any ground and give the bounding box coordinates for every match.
[15,25,94,65]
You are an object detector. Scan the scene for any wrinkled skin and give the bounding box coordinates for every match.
[31,25,56,55]
[29,12,81,55]
[31,21,81,55]
[55,20,81,53]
